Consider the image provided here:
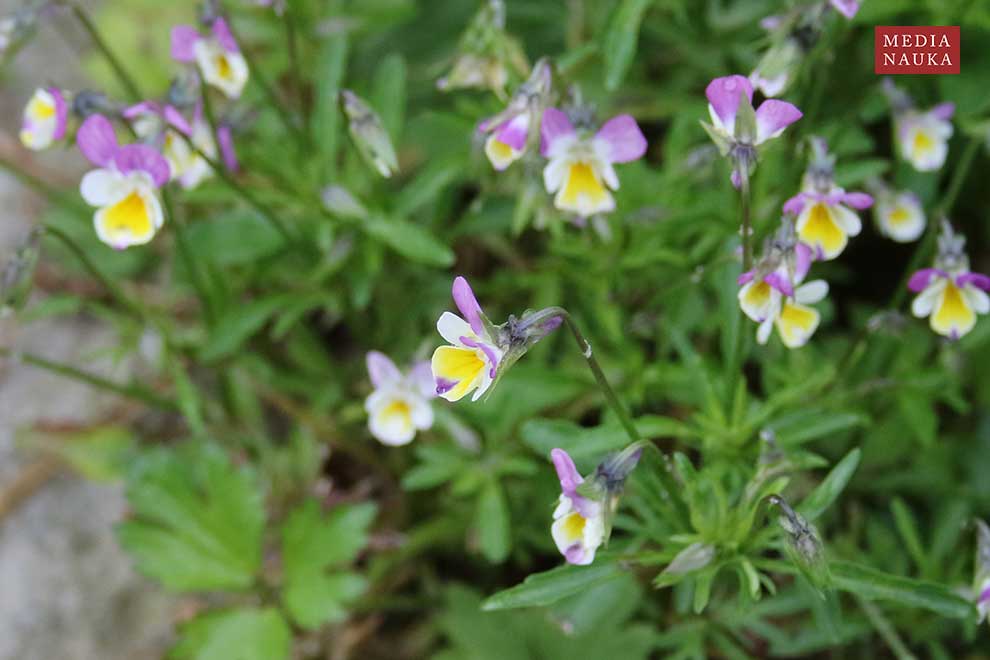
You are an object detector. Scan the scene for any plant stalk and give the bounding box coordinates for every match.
[68,3,143,101]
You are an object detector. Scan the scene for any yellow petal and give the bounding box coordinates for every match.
[931,282,975,337]
[912,129,934,157]
[558,162,609,209]
[484,135,520,170]
[744,281,772,308]
[798,203,846,259]
[432,345,485,401]
[98,191,154,246]
[775,301,819,348]
[887,206,911,226]
[27,95,55,121]
[559,511,586,542]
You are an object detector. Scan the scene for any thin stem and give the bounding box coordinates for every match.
[225,18,306,148]
[43,225,148,322]
[68,3,142,101]
[161,187,219,326]
[0,158,86,211]
[522,306,691,528]
[740,171,752,272]
[284,12,308,135]
[0,347,176,410]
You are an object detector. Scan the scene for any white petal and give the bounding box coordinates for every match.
[831,204,862,236]
[963,286,990,315]
[757,317,774,344]
[436,311,474,346]
[911,281,945,318]
[80,168,126,206]
[543,155,569,193]
[795,280,828,304]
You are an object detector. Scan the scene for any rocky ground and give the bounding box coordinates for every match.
[0,2,176,658]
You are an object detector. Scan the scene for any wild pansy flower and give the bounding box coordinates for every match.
[478,58,552,171]
[124,101,216,190]
[550,444,641,565]
[19,87,68,151]
[431,277,503,402]
[784,139,872,260]
[908,222,989,340]
[171,18,248,99]
[341,90,399,178]
[975,519,990,625]
[739,228,828,348]
[883,79,954,172]
[869,182,925,243]
[540,107,647,217]
[701,75,802,188]
[431,276,561,402]
[76,114,170,250]
[364,351,435,446]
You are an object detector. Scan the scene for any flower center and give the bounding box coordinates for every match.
[888,206,911,226]
[912,129,934,155]
[105,191,151,237]
[215,54,233,79]
[561,511,586,539]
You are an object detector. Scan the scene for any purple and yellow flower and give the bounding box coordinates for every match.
[431,276,503,402]
[19,87,68,151]
[785,188,872,260]
[171,18,248,99]
[550,448,605,566]
[364,351,435,446]
[478,59,552,171]
[76,114,170,250]
[872,187,925,243]
[702,75,802,187]
[897,103,954,172]
[124,101,218,190]
[540,108,647,217]
[739,241,828,348]
[908,222,989,339]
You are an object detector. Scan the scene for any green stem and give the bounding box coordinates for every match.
[69,3,142,101]
[740,171,752,272]
[43,225,148,322]
[284,12,308,135]
[161,187,219,326]
[0,159,85,211]
[521,306,691,528]
[0,347,176,410]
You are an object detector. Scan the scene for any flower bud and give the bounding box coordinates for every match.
[340,90,398,178]
[1,229,40,314]
[768,495,831,595]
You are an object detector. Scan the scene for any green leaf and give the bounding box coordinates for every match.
[199,296,286,362]
[798,448,861,521]
[116,443,264,591]
[476,479,511,563]
[482,562,624,610]
[602,0,654,91]
[769,410,867,446]
[393,161,463,218]
[183,213,285,266]
[170,608,290,660]
[896,389,937,446]
[363,215,455,267]
[50,426,135,482]
[371,53,407,142]
[280,499,376,629]
[521,416,691,468]
[314,35,349,182]
[830,560,974,619]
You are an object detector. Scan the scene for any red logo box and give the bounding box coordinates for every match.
[875,26,960,74]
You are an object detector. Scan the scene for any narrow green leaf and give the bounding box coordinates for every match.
[603,0,654,91]
[830,560,974,619]
[798,448,861,521]
[482,562,624,610]
[476,479,511,563]
[314,36,349,182]
[371,53,407,142]
[363,215,455,267]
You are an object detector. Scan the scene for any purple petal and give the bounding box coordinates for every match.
[451,276,484,335]
[957,272,990,291]
[595,114,647,163]
[435,378,456,395]
[50,88,68,141]
[76,114,119,167]
[783,193,806,216]
[705,75,753,128]
[794,242,813,281]
[907,268,947,293]
[755,99,802,144]
[737,270,756,286]
[563,544,586,564]
[211,17,240,53]
[122,101,159,119]
[366,350,401,388]
[164,105,192,136]
[841,192,873,209]
[409,361,437,398]
[829,0,860,19]
[114,144,171,187]
[765,272,794,297]
[551,448,583,497]
[931,102,955,122]
[980,585,990,605]
[217,124,239,172]
[540,107,575,157]
[494,114,529,151]
[171,25,199,62]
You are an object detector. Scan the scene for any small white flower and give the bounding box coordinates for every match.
[550,448,605,565]
[364,351,435,446]
[897,104,954,172]
[874,190,925,243]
